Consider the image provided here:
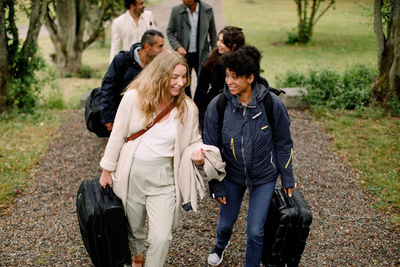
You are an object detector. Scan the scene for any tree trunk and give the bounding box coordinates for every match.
[294,0,335,44]
[372,0,400,106]
[0,0,11,112]
[0,0,47,112]
[44,0,118,76]
[45,0,86,75]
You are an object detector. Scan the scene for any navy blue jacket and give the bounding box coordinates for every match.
[100,43,143,125]
[203,78,295,198]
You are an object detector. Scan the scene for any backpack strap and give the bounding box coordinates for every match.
[269,87,286,96]
[264,91,274,128]
[216,93,226,145]
[216,93,226,129]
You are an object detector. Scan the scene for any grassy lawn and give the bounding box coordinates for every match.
[222,0,376,86]
[0,111,64,210]
[315,108,400,223]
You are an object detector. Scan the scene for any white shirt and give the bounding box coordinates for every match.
[186,4,199,53]
[134,108,177,161]
[109,10,156,63]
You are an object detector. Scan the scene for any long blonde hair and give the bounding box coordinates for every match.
[125,50,190,126]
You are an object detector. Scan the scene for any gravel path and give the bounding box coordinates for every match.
[0,108,398,266]
[1,0,399,266]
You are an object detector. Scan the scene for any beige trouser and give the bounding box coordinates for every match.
[126,157,175,267]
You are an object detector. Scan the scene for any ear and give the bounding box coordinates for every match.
[143,43,151,50]
[247,74,254,84]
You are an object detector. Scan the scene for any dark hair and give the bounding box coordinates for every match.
[140,29,164,47]
[220,45,262,78]
[124,0,137,9]
[203,26,245,76]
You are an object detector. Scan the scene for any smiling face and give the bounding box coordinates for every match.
[170,64,188,97]
[225,68,254,97]
[217,33,231,55]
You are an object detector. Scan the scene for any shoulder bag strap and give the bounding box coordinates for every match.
[125,102,176,143]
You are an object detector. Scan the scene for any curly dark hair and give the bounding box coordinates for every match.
[203,26,245,77]
[219,45,262,78]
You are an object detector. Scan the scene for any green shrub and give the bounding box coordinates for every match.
[388,98,400,116]
[286,31,301,44]
[62,65,100,79]
[276,64,377,110]
[276,70,307,88]
[6,51,47,114]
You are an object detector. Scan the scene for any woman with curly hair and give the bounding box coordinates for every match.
[203,46,296,267]
[99,50,208,267]
[193,26,245,128]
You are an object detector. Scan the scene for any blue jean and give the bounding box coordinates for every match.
[216,178,276,267]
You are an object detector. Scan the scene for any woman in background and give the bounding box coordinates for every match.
[193,26,245,128]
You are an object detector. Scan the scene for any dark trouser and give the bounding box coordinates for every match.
[216,178,276,267]
[184,52,199,98]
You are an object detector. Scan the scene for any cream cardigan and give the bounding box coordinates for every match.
[100,89,203,227]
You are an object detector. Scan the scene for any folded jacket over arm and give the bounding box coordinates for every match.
[178,143,226,212]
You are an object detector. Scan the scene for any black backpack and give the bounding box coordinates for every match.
[216,87,285,133]
[84,87,110,138]
[84,51,132,138]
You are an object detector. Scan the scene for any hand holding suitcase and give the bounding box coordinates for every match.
[76,178,131,267]
[262,188,313,267]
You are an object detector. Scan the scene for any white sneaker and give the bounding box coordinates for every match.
[207,242,229,266]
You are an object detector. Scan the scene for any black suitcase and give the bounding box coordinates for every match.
[262,188,312,267]
[84,88,110,138]
[76,178,131,267]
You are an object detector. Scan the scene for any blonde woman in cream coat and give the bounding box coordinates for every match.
[99,50,207,267]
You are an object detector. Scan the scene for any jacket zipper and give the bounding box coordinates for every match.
[270,151,276,170]
[241,135,249,186]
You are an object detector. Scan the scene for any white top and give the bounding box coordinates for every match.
[109,10,156,63]
[134,108,177,160]
[186,4,199,53]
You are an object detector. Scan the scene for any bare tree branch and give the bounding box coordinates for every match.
[22,0,49,59]
[314,0,335,25]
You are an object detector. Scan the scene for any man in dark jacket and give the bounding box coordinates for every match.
[100,29,164,132]
[166,0,217,97]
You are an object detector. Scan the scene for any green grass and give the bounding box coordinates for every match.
[0,111,64,209]
[222,0,376,86]
[315,108,400,222]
